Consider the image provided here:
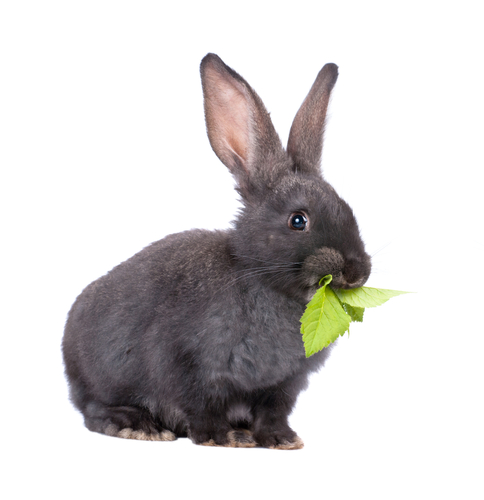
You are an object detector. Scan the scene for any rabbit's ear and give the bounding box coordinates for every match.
[287,63,338,176]
[200,54,287,200]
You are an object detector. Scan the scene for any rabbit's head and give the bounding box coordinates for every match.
[200,54,371,302]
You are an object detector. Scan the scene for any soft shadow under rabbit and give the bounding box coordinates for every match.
[62,53,371,449]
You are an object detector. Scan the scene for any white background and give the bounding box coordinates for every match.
[1,1,483,499]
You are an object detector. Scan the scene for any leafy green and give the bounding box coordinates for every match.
[334,286,408,308]
[300,275,409,357]
[343,303,365,322]
[300,276,351,357]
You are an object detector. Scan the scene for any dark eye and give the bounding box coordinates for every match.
[288,212,308,231]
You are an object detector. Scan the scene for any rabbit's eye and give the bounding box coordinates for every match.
[289,212,308,231]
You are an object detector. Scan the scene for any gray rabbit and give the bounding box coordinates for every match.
[62,53,371,449]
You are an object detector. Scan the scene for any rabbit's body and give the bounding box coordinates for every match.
[64,227,328,445]
[63,54,371,449]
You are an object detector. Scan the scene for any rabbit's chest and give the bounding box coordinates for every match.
[199,291,307,390]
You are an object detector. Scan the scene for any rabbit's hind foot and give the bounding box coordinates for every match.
[83,401,176,442]
[111,426,176,441]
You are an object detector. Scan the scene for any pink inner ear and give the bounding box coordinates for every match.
[204,67,251,170]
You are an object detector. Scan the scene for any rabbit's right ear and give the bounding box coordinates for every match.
[200,54,287,200]
[287,63,339,176]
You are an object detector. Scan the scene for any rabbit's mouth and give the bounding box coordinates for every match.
[331,274,369,290]
[301,247,371,296]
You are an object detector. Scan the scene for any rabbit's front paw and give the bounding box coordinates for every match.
[189,425,229,447]
[268,434,304,450]
[190,427,256,448]
[254,429,304,450]
[227,429,257,448]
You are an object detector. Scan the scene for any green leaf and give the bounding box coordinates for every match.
[343,303,365,322]
[334,286,409,309]
[300,275,332,328]
[300,275,410,357]
[300,276,351,357]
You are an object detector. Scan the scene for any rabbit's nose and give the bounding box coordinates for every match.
[337,255,372,289]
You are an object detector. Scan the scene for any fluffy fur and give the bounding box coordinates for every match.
[62,54,371,449]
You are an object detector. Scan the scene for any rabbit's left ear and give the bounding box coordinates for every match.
[200,54,287,200]
[287,63,339,176]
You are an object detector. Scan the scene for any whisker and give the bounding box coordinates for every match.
[370,241,392,258]
[266,269,297,290]
[230,263,296,276]
[232,253,302,266]
[215,264,300,296]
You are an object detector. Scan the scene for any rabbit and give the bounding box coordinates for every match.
[62,53,372,450]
